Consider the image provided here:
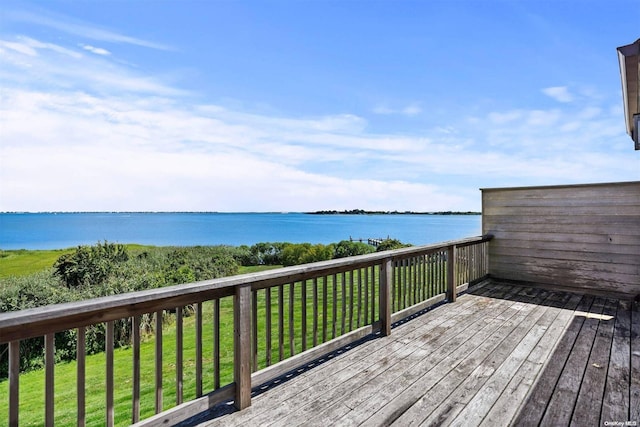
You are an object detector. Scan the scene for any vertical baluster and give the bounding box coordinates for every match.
[408,257,413,305]
[440,252,444,293]
[400,259,405,310]
[391,261,397,312]
[301,280,307,351]
[469,246,473,282]
[394,260,400,311]
[421,255,426,301]
[213,299,220,389]
[322,276,328,343]
[9,341,19,427]
[341,272,346,335]
[432,252,438,294]
[380,259,393,336]
[45,333,54,427]
[312,278,318,347]
[155,310,163,413]
[462,247,465,284]
[195,303,203,397]
[176,307,183,405]
[404,258,409,308]
[364,267,369,325]
[370,265,376,324]
[413,256,418,304]
[289,282,295,357]
[412,257,418,304]
[431,253,437,297]
[349,271,354,331]
[357,268,362,328]
[77,327,86,427]
[278,284,284,362]
[332,274,338,339]
[132,317,140,423]
[265,289,272,367]
[106,321,114,427]
[252,291,258,372]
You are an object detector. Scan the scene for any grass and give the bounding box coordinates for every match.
[0,244,156,279]
[0,249,74,279]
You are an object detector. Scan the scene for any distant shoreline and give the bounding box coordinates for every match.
[0,211,480,215]
[306,210,481,215]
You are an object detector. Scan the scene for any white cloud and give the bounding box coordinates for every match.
[1,26,637,212]
[81,44,111,56]
[3,81,636,212]
[542,86,573,103]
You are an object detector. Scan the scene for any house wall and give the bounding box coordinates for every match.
[482,181,640,298]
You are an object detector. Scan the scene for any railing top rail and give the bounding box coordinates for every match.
[0,235,492,343]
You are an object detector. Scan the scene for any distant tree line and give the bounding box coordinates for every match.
[308,210,480,215]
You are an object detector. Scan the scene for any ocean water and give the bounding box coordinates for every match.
[0,212,482,250]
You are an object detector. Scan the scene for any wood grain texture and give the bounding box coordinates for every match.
[203,282,637,427]
[483,181,640,298]
[233,284,252,410]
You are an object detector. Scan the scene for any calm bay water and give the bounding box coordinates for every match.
[0,212,482,250]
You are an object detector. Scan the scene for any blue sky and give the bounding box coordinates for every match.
[1,1,638,212]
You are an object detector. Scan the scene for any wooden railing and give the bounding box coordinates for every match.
[0,235,491,426]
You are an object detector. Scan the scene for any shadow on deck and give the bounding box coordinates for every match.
[181,280,640,427]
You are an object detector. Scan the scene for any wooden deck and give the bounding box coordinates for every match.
[182,280,640,427]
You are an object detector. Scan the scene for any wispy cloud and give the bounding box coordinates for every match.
[0,36,184,96]
[6,9,170,50]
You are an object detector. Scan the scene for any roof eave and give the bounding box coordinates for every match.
[617,39,640,149]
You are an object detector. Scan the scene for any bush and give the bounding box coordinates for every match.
[159,246,239,285]
[247,242,289,265]
[53,241,128,288]
[333,240,376,258]
[376,238,412,252]
[281,243,335,266]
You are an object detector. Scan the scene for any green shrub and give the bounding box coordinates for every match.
[333,240,376,258]
[376,238,412,252]
[247,242,289,265]
[53,241,129,288]
[281,243,335,266]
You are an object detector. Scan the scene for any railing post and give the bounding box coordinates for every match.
[380,258,393,336]
[447,245,457,302]
[234,284,252,410]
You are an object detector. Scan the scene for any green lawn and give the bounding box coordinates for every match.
[0,245,156,279]
[0,249,74,279]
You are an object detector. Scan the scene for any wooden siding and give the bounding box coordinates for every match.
[482,181,640,298]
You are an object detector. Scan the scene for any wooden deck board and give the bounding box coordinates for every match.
[385,288,558,426]
[190,281,639,427]
[571,298,618,426]
[630,302,640,423]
